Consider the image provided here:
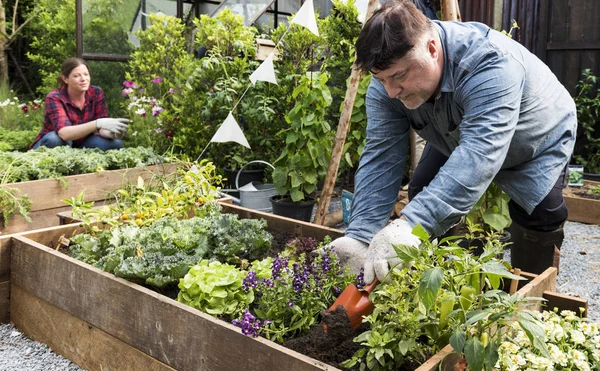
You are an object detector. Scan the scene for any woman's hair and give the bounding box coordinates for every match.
[57,57,89,88]
[355,1,433,72]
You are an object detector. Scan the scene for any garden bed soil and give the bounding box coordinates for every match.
[0,204,589,371]
[563,180,600,225]
[0,163,176,235]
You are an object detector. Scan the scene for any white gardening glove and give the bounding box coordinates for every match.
[98,128,125,139]
[96,118,130,136]
[315,236,368,275]
[364,219,420,284]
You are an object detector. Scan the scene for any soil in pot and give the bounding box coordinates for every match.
[270,195,316,222]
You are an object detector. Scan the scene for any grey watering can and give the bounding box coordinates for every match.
[233,160,277,213]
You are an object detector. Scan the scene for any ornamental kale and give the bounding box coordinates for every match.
[69,213,273,288]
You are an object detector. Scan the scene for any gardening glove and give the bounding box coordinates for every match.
[364,219,420,284]
[96,118,130,136]
[313,236,368,275]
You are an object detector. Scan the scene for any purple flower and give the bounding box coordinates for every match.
[152,77,164,84]
[288,300,294,308]
[242,271,259,291]
[271,257,288,280]
[152,106,164,117]
[355,268,365,290]
[169,88,175,94]
[232,309,263,337]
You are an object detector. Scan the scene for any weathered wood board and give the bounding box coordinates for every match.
[564,180,600,225]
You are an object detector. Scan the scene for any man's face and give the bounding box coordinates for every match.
[371,39,442,110]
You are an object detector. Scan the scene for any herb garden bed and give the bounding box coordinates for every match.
[0,204,588,371]
[0,163,175,235]
[563,180,600,225]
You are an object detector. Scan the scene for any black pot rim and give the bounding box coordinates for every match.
[269,194,316,205]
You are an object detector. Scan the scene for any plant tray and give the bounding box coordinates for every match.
[0,163,176,235]
[0,204,589,371]
[563,180,600,225]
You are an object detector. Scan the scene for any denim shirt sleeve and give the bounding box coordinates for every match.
[345,79,410,244]
[403,50,526,237]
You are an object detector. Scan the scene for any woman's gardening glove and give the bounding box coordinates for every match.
[96,118,130,136]
[363,219,420,284]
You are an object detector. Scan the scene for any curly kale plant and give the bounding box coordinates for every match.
[69,214,273,288]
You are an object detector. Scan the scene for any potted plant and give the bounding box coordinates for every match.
[573,69,600,180]
[271,72,334,222]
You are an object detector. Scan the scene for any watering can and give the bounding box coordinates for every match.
[229,160,277,213]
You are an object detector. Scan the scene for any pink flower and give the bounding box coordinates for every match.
[122,81,138,88]
[169,88,175,94]
[152,77,163,84]
[121,88,134,96]
[152,106,164,117]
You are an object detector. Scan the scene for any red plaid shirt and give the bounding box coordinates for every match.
[31,86,108,147]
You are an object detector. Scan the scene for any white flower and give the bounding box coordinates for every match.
[135,108,146,116]
[560,310,578,321]
[570,329,586,344]
[548,343,568,366]
[34,99,42,104]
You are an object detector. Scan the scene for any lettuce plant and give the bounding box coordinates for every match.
[177,260,253,317]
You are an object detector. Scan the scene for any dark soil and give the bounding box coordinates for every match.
[564,184,600,200]
[283,306,366,369]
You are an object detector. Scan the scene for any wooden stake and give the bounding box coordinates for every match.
[313,0,380,225]
[441,0,461,21]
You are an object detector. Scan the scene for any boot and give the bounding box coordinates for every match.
[509,222,563,275]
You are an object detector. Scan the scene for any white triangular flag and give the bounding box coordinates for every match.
[250,54,278,85]
[291,0,319,36]
[210,112,251,148]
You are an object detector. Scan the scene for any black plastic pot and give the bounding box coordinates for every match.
[583,173,600,182]
[270,195,316,222]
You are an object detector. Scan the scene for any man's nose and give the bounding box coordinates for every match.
[384,82,401,98]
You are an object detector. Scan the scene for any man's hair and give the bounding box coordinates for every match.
[58,57,89,88]
[355,1,432,72]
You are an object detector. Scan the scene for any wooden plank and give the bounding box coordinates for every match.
[220,203,344,241]
[11,284,176,371]
[3,163,175,212]
[564,196,600,225]
[0,281,9,323]
[10,236,337,371]
[16,223,85,249]
[542,290,589,316]
[0,234,12,281]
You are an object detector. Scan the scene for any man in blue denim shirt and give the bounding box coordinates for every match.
[330,1,576,284]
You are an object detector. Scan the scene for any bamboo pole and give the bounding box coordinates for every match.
[313,0,379,225]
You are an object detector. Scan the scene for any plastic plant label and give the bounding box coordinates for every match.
[568,165,584,187]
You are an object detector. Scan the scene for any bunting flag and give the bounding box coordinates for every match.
[209,111,251,148]
[249,54,278,85]
[291,0,319,36]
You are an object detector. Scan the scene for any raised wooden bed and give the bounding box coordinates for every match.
[0,204,589,371]
[564,180,600,225]
[0,163,176,235]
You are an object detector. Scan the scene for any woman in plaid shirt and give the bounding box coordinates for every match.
[31,58,130,151]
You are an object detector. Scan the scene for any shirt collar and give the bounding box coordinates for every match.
[433,21,454,95]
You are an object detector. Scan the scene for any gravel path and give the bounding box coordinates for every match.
[0,217,597,370]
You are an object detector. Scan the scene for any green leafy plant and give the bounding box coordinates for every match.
[177,260,254,318]
[272,73,334,202]
[342,225,538,370]
[465,183,512,233]
[573,69,600,173]
[64,160,223,230]
[68,212,273,288]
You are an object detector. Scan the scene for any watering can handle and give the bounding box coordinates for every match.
[235,160,275,190]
